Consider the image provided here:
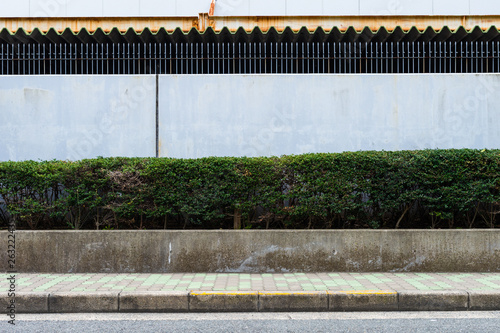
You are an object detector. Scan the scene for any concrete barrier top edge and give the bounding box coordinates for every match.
[2,229,500,234]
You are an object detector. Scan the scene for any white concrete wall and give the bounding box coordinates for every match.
[1,0,499,17]
[159,74,500,158]
[1,74,500,161]
[0,75,156,161]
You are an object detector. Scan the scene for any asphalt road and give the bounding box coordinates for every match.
[5,312,500,332]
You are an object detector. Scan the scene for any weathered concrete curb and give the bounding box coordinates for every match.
[189,292,259,312]
[468,290,500,310]
[5,292,49,313]
[3,230,500,273]
[330,291,399,312]
[49,292,119,313]
[5,290,500,313]
[259,291,328,312]
[398,290,469,311]
[120,291,189,312]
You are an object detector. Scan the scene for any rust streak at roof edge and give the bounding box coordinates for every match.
[1,15,500,34]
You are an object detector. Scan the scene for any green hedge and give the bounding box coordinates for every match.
[1,149,499,230]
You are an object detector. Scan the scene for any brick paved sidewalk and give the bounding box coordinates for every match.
[2,273,500,293]
[3,273,500,313]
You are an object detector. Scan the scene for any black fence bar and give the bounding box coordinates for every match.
[1,41,499,75]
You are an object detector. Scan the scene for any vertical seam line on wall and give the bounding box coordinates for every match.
[156,74,159,158]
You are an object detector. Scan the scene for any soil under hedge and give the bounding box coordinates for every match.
[1,149,499,230]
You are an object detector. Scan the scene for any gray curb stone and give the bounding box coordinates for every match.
[49,292,119,313]
[120,291,189,312]
[329,291,399,311]
[3,292,49,314]
[398,290,469,311]
[259,291,328,312]
[189,292,259,312]
[468,290,500,310]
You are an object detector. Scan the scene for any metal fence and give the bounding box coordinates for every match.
[1,41,500,75]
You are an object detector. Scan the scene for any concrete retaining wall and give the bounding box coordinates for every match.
[2,230,500,273]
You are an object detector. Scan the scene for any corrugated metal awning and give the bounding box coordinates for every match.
[1,25,499,45]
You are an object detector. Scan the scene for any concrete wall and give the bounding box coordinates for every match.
[2,0,500,17]
[0,75,156,161]
[2,230,500,273]
[2,74,500,161]
[160,74,500,158]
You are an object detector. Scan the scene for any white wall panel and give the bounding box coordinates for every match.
[0,76,157,162]
[214,0,250,16]
[103,0,140,17]
[31,0,67,17]
[140,0,176,16]
[249,0,286,16]
[470,0,500,15]
[176,0,209,16]
[433,0,469,15]
[286,0,322,16]
[322,0,359,16]
[67,0,103,17]
[360,0,400,16]
[159,74,500,159]
[2,0,500,17]
[398,0,433,15]
[2,0,30,17]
